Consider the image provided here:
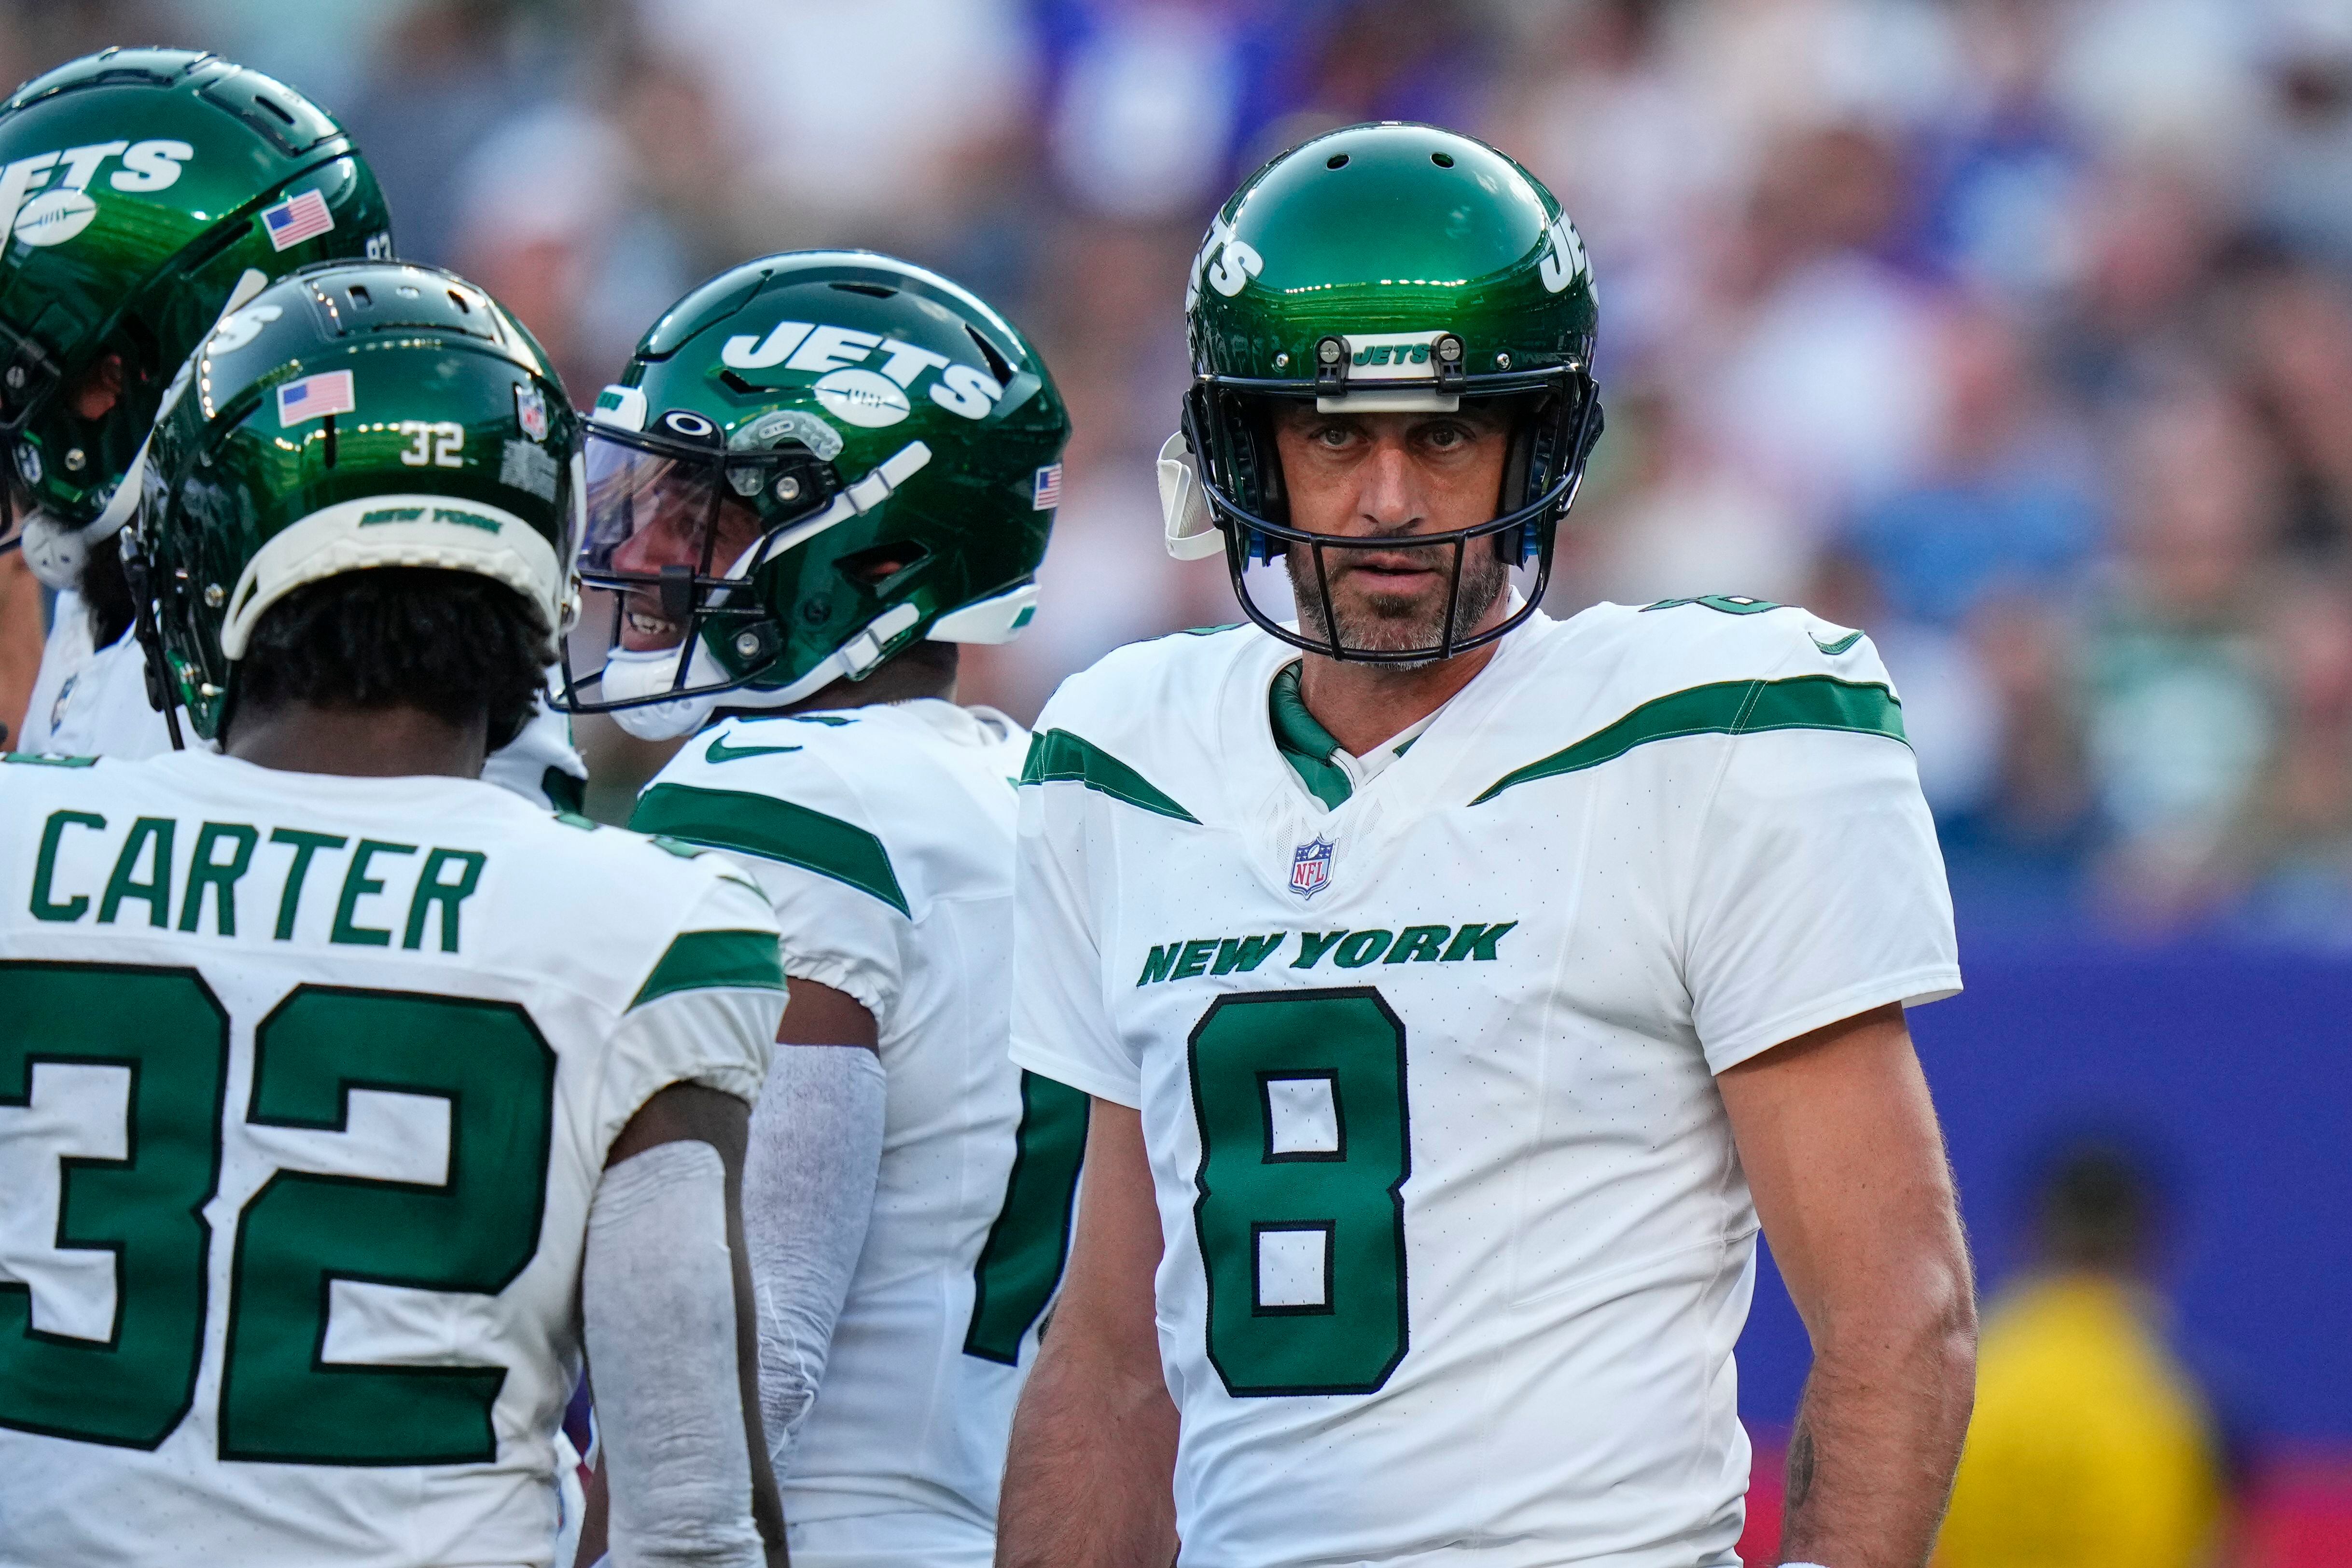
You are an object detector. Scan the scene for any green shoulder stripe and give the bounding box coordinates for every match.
[630,928,786,1009]
[1019,729,1199,824]
[1473,675,1906,804]
[631,783,909,915]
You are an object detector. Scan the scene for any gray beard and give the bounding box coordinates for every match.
[1286,541,1511,669]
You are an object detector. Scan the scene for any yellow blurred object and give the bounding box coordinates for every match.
[1937,1272,2224,1568]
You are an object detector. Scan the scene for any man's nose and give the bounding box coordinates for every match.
[1354,436,1425,533]
[612,512,695,572]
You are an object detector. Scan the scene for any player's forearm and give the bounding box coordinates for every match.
[995,1331,1178,1568]
[1777,1257,1976,1568]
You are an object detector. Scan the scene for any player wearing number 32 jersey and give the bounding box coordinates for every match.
[0,264,785,1567]
[1001,125,1976,1568]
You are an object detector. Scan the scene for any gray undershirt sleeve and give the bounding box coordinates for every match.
[740,1042,889,1473]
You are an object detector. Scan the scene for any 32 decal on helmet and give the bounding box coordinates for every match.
[1163,121,1605,665]
[129,261,580,743]
[557,250,1071,740]
[0,47,392,580]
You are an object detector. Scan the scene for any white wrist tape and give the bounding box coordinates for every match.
[584,1139,763,1568]
[742,1043,887,1469]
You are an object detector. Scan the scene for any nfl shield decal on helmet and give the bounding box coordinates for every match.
[1290,835,1335,900]
[515,383,549,442]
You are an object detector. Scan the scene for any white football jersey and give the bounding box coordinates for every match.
[635,700,1084,1564]
[17,604,588,812]
[0,748,782,1568]
[1012,602,1962,1568]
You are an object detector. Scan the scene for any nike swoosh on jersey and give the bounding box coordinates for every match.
[706,734,804,763]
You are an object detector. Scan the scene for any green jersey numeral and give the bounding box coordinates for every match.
[0,963,228,1448]
[221,987,553,1464]
[1187,987,1410,1397]
[0,962,556,1464]
[963,1071,1088,1365]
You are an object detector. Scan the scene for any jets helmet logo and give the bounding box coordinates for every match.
[0,139,195,250]
[715,320,1006,426]
[1539,213,1589,295]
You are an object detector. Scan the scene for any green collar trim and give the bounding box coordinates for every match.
[1269,662,1354,811]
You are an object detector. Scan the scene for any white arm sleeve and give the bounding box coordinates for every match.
[742,1042,887,1471]
[583,1140,763,1568]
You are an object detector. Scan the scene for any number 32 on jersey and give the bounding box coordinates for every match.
[0,960,552,1463]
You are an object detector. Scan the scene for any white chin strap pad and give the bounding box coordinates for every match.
[599,644,727,741]
[1159,432,1223,561]
[22,511,89,592]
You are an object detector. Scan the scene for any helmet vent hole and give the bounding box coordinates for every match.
[253,93,296,126]
[964,324,1015,386]
[447,290,472,314]
[347,285,371,308]
[830,281,897,298]
[1326,153,1350,169]
[1431,151,1455,167]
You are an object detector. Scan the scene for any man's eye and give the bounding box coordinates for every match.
[1314,427,1351,448]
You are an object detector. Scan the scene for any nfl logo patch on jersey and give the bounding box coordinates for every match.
[515,384,549,442]
[1290,835,1334,900]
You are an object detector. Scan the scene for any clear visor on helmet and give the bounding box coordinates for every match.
[562,419,844,720]
[581,431,775,653]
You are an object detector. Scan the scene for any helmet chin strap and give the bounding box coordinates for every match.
[600,601,926,741]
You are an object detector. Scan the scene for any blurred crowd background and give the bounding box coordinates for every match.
[5,0,2351,1559]
[12,0,2352,940]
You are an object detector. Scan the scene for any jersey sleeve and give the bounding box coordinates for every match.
[1009,752,1140,1108]
[591,865,787,1153]
[630,745,910,1022]
[1681,632,1962,1073]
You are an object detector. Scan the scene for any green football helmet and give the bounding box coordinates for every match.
[559,250,1071,739]
[1169,121,1603,662]
[132,260,581,741]
[0,47,391,584]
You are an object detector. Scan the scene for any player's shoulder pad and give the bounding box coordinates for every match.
[535,807,773,900]
[644,711,881,823]
[629,712,929,919]
[1026,624,1254,824]
[0,751,104,772]
[1470,599,1910,805]
[0,751,107,811]
[1570,595,1898,700]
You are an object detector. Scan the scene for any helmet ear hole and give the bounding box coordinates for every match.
[835,539,932,589]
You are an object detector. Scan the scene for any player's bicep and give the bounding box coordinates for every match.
[1716,1003,1966,1339]
[607,1080,751,1169]
[774,977,877,1050]
[1051,1099,1164,1367]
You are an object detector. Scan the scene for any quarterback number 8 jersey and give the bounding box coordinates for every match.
[1010,606,1960,1568]
[1188,987,1409,1395]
